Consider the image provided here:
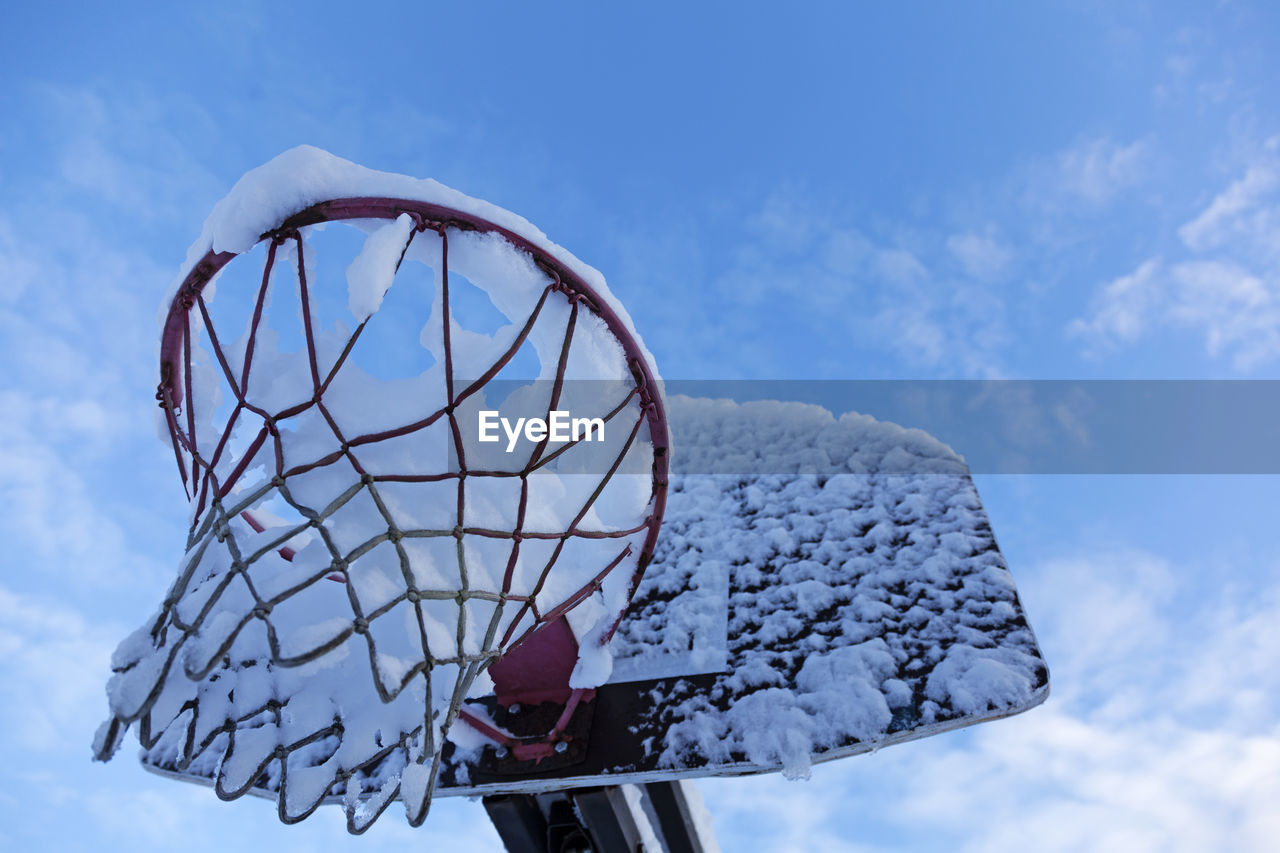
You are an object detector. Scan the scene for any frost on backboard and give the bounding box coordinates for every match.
[94,148,1047,834]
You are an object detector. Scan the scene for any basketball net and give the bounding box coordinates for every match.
[93,197,668,832]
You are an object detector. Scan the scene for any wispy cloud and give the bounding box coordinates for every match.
[0,83,224,592]
[0,585,116,749]
[1021,137,1151,216]
[0,389,173,587]
[618,188,1014,378]
[621,135,1180,381]
[1067,259,1164,350]
[1057,138,1148,206]
[32,82,224,223]
[1178,146,1280,255]
[947,230,1011,281]
[0,208,179,588]
[1068,141,1280,370]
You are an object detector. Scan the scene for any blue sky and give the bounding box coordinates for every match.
[3,2,1280,850]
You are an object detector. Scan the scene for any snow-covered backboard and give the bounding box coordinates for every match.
[441,394,1050,791]
[454,394,1049,790]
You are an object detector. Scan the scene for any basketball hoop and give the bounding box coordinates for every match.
[93,149,1049,847]
[94,166,669,832]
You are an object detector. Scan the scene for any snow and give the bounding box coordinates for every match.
[678,781,722,853]
[162,145,659,377]
[608,396,1047,780]
[925,644,1040,716]
[345,213,415,321]
[399,762,431,823]
[620,784,664,851]
[101,145,669,833]
[103,145,1045,832]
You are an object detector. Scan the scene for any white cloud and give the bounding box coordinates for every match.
[697,196,1010,377]
[1056,138,1148,206]
[0,414,136,582]
[749,189,825,253]
[1178,160,1279,252]
[1167,260,1279,367]
[627,137,1184,380]
[947,231,1011,280]
[871,247,928,286]
[84,788,193,844]
[36,83,223,222]
[1011,137,1152,248]
[0,110,194,589]
[820,228,874,276]
[886,711,1280,852]
[1067,259,1163,350]
[0,220,41,306]
[1069,144,1280,370]
[0,586,117,753]
[699,773,881,852]
[1071,258,1280,369]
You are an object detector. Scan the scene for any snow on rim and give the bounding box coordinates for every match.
[160,145,660,382]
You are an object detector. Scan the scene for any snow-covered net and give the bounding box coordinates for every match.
[93,184,668,832]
